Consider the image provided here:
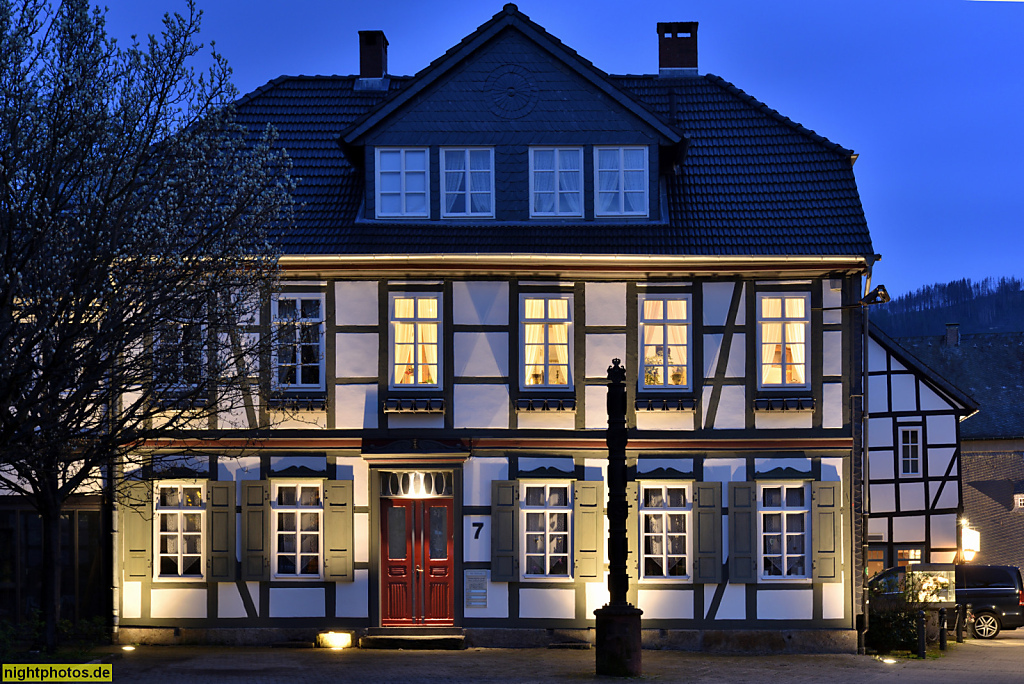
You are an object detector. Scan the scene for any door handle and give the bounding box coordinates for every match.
[416,565,423,574]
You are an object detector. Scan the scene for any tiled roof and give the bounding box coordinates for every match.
[893,332,1024,440]
[961,451,1024,568]
[232,11,872,258]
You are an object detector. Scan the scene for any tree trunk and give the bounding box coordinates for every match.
[40,509,62,653]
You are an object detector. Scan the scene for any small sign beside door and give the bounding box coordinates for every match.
[465,570,487,608]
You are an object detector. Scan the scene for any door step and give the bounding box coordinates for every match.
[360,629,466,650]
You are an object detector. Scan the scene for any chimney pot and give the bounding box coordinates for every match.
[946,323,960,347]
[657,21,698,76]
[358,30,388,79]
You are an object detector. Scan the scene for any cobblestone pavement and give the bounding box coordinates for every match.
[108,633,1024,684]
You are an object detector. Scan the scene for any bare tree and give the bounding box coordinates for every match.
[0,0,291,650]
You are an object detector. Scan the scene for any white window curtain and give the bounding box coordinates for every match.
[444,152,466,214]
[558,150,581,215]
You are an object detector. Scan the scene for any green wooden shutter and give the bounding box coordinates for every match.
[728,482,757,583]
[490,480,518,581]
[208,481,236,581]
[324,480,354,581]
[812,481,842,583]
[241,480,270,581]
[626,481,639,605]
[693,482,722,583]
[122,482,152,580]
[574,481,604,579]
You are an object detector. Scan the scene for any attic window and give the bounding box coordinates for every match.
[376,148,429,218]
[1014,493,1024,510]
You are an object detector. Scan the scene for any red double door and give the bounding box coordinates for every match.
[380,498,454,625]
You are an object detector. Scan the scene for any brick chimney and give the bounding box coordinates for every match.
[946,323,960,347]
[358,30,388,78]
[658,22,698,77]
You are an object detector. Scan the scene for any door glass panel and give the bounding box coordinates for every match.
[429,506,447,559]
[388,507,406,560]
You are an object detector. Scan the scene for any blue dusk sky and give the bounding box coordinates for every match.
[98,0,1024,298]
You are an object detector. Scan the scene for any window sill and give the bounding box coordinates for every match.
[516,397,577,413]
[268,394,327,411]
[152,395,209,410]
[753,397,814,413]
[635,397,696,412]
[383,397,445,414]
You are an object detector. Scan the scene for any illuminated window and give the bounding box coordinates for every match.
[521,295,572,388]
[900,428,921,476]
[759,482,808,578]
[155,483,204,579]
[641,484,690,578]
[272,295,325,390]
[530,148,583,217]
[441,148,494,217]
[390,294,441,387]
[595,146,648,216]
[896,547,922,568]
[639,296,690,389]
[272,482,322,578]
[867,547,886,577]
[376,148,429,218]
[758,294,809,388]
[522,483,572,578]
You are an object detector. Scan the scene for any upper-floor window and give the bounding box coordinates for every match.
[758,482,808,579]
[154,319,204,388]
[641,483,690,579]
[758,294,809,388]
[272,481,322,578]
[595,146,648,216]
[522,483,571,578]
[900,427,921,476]
[441,148,494,218]
[272,294,325,391]
[521,295,572,388]
[639,296,690,390]
[376,148,429,218]
[390,294,441,388]
[529,148,583,217]
[155,482,204,579]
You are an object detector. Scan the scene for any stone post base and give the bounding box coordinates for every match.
[594,604,643,676]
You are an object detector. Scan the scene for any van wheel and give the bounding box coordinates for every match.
[974,612,1001,639]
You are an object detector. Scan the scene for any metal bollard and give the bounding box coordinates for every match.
[939,607,947,651]
[956,604,964,643]
[917,610,927,659]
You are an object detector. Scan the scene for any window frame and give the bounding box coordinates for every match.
[638,294,691,392]
[519,293,574,391]
[639,482,692,582]
[270,480,324,580]
[153,481,206,582]
[757,481,811,582]
[520,481,573,581]
[440,147,495,219]
[756,292,811,390]
[271,293,326,392]
[375,147,430,219]
[594,146,649,217]
[528,147,584,218]
[388,292,442,390]
[899,427,922,476]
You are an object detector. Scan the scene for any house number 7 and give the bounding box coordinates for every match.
[472,522,484,539]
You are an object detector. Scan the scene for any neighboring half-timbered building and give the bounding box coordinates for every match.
[864,327,978,575]
[115,5,879,651]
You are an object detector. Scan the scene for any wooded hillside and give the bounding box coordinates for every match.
[871,277,1024,336]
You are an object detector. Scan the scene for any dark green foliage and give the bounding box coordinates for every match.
[873,276,1024,336]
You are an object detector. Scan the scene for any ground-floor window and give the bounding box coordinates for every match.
[640,483,690,578]
[758,482,809,578]
[155,483,204,579]
[272,482,323,578]
[521,483,571,578]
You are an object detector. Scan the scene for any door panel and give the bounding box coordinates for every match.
[381,498,454,625]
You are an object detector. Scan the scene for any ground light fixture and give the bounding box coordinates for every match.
[317,631,352,650]
[882,658,897,664]
[122,645,136,651]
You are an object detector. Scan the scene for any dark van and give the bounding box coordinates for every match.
[956,564,1024,638]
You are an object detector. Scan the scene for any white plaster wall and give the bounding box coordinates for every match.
[218,583,247,618]
[638,458,693,475]
[453,332,508,377]
[354,512,369,564]
[868,418,893,447]
[868,339,888,372]
[821,457,844,483]
[583,459,608,484]
[868,374,889,413]
[464,515,489,562]
[756,589,812,620]
[151,588,206,619]
[585,283,626,326]
[270,455,326,474]
[585,334,626,378]
[928,448,957,477]
[934,482,959,510]
[931,514,958,548]
[639,589,693,619]
[519,588,575,619]
[823,331,843,377]
[217,389,259,430]
[635,410,694,431]
[335,333,378,378]
[269,587,325,618]
[754,411,812,430]
[519,457,574,474]
[335,457,370,507]
[703,459,746,483]
[388,413,444,429]
[823,579,845,620]
[463,457,509,506]
[334,384,378,429]
[267,410,327,430]
[453,281,509,325]
[336,569,369,618]
[869,484,895,513]
[454,385,509,429]
[899,482,926,511]
[123,581,142,619]
[890,375,918,412]
[931,551,957,563]
[709,583,746,620]
[465,570,510,619]
[517,412,574,430]
[702,282,734,326]
[704,334,723,379]
[586,578,610,617]
[868,517,888,542]
[713,386,745,430]
[869,451,895,480]
[927,414,957,446]
[335,281,378,325]
[585,385,605,429]
[822,281,842,325]
[919,384,954,412]
[755,458,811,474]
[892,515,926,542]
[823,383,844,429]
[725,333,745,377]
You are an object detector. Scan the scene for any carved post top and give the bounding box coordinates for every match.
[607,358,626,385]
